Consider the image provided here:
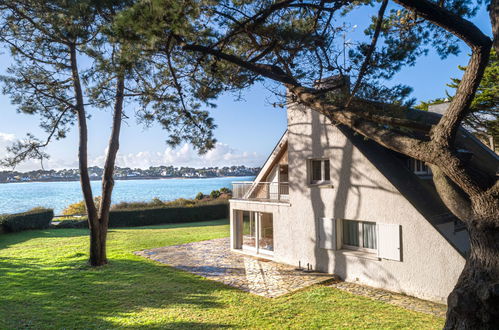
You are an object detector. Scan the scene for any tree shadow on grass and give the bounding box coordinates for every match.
[0,228,89,249]
[0,253,233,329]
[0,219,229,249]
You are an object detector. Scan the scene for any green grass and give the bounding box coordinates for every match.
[0,220,444,329]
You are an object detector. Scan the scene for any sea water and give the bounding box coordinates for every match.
[0,176,254,214]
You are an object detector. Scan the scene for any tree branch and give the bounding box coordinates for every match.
[393,0,492,148]
[393,0,491,49]
[176,37,298,86]
[346,0,388,108]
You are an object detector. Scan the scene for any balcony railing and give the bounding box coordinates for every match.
[232,181,289,202]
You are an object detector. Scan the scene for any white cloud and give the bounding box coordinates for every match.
[0,132,16,153]
[0,132,265,171]
[0,132,79,171]
[90,142,265,169]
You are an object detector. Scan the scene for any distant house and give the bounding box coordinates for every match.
[229,93,498,303]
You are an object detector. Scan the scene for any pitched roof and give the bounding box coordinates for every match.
[337,110,498,256]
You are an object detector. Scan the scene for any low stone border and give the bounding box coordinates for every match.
[329,281,447,318]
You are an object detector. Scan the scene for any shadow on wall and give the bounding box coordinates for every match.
[289,107,400,290]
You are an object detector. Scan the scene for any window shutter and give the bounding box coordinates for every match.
[377,223,401,261]
[318,218,336,250]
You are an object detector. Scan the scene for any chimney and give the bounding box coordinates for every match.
[313,75,350,95]
[427,102,450,115]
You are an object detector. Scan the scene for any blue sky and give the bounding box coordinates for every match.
[0,4,492,171]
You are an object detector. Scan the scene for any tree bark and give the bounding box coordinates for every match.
[445,221,499,329]
[91,73,125,266]
[69,44,103,266]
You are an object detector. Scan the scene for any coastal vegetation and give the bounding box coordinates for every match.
[0,220,443,329]
[62,188,232,215]
[0,165,259,183]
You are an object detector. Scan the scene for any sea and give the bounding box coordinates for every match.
[0,176,254,215]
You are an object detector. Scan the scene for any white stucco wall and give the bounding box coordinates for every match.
[229,102,466,303]
[274,102,465,303]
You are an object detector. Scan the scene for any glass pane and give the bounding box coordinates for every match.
[362,222,377,249]
[343,220,359,247]
[311,160,322,182]
[259,213,273,252]
[324,160,330,181]
[242,211,256,248]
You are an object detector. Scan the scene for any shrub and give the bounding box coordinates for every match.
[0,208,54,232]
[151,197,164,206]
[53,201,229,229]
[112,201,155,210]
[195,192,205,200]
[219,187,232,194]
[63,196,101,215]
[210,190,221,199]
[55,219,88,229]
[163,198,196,207]
[108,203,228,227]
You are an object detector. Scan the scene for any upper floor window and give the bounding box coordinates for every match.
[409,158,432,176]
[309,159,330,184]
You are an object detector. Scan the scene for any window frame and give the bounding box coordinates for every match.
[308,158,331,185]
[410,158,432,176]
[342,219,378,254]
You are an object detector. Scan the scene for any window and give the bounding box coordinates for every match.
[238,211,274,255]
[309,159,331,184]
[342,220,377,252]
[409,158,432,176]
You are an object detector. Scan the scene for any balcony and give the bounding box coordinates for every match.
[232,181,289,202]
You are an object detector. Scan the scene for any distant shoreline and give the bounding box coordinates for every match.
[0,175,255,184]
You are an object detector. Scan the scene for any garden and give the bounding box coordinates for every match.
[0,219,444,329]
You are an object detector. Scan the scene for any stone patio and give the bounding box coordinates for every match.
[135,237,336,298]
[135,238,447,318]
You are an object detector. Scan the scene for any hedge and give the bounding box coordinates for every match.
[0,208,54,232]
[109,203,228,227]
[56,202,229,229]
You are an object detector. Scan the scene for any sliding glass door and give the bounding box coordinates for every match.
[239,211,274,255]
[259,213,274,253]
[242,211,256,249]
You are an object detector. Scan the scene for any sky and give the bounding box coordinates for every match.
[0,3,493,172]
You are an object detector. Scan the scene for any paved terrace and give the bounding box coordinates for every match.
[136,237,446,317]
[135,237,335,298]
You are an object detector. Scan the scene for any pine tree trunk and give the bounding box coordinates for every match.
[69,43,102,266]
[444,198,499,329]
[88,73,125,267]
[89,220,108,266]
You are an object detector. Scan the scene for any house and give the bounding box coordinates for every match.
[229,94,499,304]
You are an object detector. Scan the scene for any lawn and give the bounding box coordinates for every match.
[0,219,444,329]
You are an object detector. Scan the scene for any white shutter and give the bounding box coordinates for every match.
[318,218,336,250]
[377,223,401,261]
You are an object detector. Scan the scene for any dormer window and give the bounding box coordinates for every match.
[309,159,331,184]
[409,159,432,176]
